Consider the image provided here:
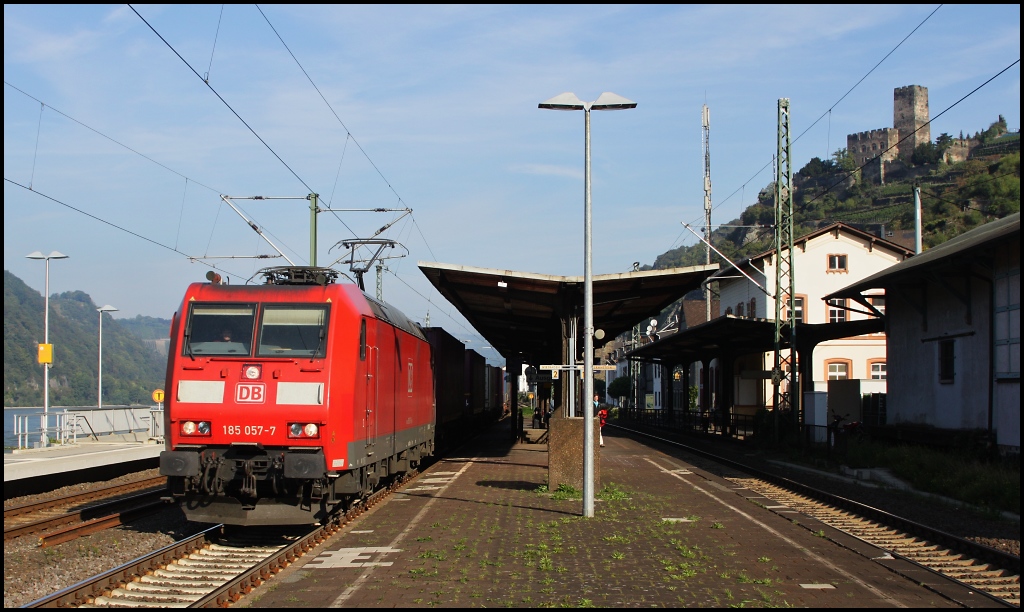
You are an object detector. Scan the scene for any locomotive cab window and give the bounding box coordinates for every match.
[256,305,329,358]
[184,304,256,356]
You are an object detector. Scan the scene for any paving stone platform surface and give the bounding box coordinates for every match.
[240,421,985,608]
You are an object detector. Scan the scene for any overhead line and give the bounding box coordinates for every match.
[791,5,943,148]
[4,81,221,194]
[805,58,1021,208]
[681,5,944,235]
[129,4,315,195]
[255,5,407,208]
[256,6,445,264]
[385,268,476,337]
[5,177,242,279]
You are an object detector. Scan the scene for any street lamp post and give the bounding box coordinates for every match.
[97,305,119,409]
[26,250,69,447]
[539,92,635,518]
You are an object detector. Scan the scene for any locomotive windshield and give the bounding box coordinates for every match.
[184,304,256,356]
[257,305,328,358]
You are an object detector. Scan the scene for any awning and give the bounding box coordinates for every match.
[626,315,884,363]
[418,261,718,365]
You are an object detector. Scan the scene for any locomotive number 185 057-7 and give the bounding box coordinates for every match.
[223,425,276,436]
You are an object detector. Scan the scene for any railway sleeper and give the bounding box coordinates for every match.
[139,575,226,588]
[955,575,1020,586]
[122,582,212,595]
[106,588,202,603]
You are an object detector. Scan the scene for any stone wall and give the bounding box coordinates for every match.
[847,128,899,168]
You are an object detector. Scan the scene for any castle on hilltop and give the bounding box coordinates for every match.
[847,85,930,169]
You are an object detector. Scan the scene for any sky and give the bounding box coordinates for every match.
[4,5,1020,362]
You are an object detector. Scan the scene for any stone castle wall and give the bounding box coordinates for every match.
[847,128,899,168]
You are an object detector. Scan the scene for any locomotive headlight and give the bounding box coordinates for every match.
[197,421,211,435]
[182,421,197,435]
[288,422,320,438]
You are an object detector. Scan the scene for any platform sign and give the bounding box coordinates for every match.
[593,365,616,371]
[152,389,165,403]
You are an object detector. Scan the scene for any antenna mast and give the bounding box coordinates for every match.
[702,104,712,321]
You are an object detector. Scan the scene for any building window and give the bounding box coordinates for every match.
[827,254,849,273]
[828,299,847,323]
[869,361,887,380]
[826,359,851,380]
[939,339,955,383]
[737,302,744,317]
[784,295,805,324]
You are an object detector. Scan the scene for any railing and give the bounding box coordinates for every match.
[619,408,758,440]
[13,406,164,449]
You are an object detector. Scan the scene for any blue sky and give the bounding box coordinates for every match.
[4,5,1020,357]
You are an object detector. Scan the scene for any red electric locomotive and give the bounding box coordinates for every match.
[159,267,436,525]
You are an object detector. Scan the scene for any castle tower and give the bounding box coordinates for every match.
[893,85,929,160]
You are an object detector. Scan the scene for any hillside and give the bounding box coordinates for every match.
[3,271,170,407]
[649,125,1019,271]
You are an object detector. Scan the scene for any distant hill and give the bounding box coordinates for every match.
[646,131,1019,271]
[3,271,170,407]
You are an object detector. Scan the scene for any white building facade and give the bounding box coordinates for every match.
[714,224,913,413]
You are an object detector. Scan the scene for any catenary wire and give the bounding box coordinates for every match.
[129,4,315,196]
[679,5,944,239]
[4,80,304,264]
[5,178,243,279]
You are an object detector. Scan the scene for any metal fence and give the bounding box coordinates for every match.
[620,408,856,462]
[13,406,164,449]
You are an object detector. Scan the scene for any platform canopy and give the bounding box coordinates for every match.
[418,261,719,365]
[626,314,884,364]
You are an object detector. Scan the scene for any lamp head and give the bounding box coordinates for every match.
[98,305,119,313]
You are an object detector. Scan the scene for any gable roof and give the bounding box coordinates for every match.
[709,222,915,280]
[825,212,1020,300]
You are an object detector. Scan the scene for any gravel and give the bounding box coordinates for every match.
[3,469,208,608]
[4,448,1019,607]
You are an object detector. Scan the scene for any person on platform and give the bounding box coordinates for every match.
[596,395,608,447]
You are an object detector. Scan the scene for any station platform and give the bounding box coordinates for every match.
[4,437,162,484]
[239,420,990,609]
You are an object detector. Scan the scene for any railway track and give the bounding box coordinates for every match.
[24,471,417,608]
[5,477,168,544]
[614,423,1020,607]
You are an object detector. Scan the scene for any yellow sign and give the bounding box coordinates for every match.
[37,344,53,364]
[152,389,165,403]
[528,393,534,400]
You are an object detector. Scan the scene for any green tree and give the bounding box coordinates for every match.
[912,142,942,166]
[607,376,631,401]
[832,148,856,172]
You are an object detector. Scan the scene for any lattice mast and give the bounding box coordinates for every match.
[772,99,798,433]
[702,104,713,321]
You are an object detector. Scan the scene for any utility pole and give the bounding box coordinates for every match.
[702,104,713,322]
[772,98,797,442]
[913,185,922,254]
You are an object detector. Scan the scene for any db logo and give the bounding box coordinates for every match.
[236,383,266,403]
